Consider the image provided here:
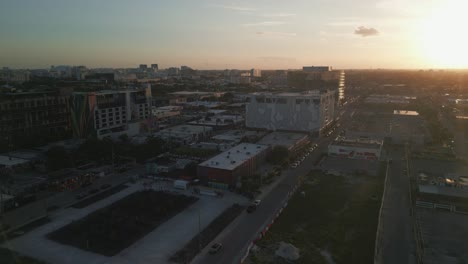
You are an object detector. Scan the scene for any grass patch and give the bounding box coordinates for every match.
[71,184,129,209]
[249,166,385,264]
[48,190,198,256]
[170,204,245,263]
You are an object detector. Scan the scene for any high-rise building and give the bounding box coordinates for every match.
[0,89,72,147]
[300,66,345,104]
[71,87,152,139]
[151,64,159,71]
[250,68,262,78]
[0,68,30,83]
[167,67,180,76]
[139,64,148,70]
[246,90,335,136]
[302,66,332,72]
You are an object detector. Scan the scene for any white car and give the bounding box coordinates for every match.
[253,199,261,206]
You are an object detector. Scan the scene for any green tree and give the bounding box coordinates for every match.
[46,146,73,171]
[267,146,289,165]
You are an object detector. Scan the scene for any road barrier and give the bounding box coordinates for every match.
[416,201,434,209]
[239,175,305,263]
[373,160,389,264]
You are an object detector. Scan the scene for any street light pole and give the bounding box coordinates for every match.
[198,209,201,252]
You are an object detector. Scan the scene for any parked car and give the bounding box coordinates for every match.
[247,204,257,213]
[253,199,261,206]
[76,193,88,199]
[209,243,223,254]
[100,184,111,190]
[88,188,99,194]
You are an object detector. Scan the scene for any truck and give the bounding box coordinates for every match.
[173,180,190,190]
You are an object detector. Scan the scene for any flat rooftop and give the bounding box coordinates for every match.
[189,115,244,126]
[158,124,212,134]
[199,143,269,171]
[0,155,29,167]
[211,130,266,142]
[331,138,383,149]
[251,90,322,97]
[393,110,419,116]
[258,132,308,149]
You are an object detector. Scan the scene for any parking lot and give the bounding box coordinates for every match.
[2,181,248,264]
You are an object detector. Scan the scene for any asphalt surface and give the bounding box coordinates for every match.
[192,103,357,264]
[378,150,413,264]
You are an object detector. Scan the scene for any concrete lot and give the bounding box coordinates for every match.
[2,181,247,264]
[412,159,468,175]
[417,208,468,264]
[320,156,379,176]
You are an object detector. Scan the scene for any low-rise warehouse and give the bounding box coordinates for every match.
[328,138,383,160]
[197,143,270,189]
[154,125,213,145]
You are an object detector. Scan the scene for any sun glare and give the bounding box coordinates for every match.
[419,1,468,68]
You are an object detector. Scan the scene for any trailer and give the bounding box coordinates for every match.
[173,180,190,190]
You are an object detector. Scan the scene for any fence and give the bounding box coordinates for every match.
[239,175,304,263]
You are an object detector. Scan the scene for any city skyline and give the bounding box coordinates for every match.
[1,0,468,69]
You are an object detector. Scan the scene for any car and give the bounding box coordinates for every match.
[253,199,261,206]
[81,182,92,188]
[76,193,88,199]
[100,184,111,190]
[209,243,223,254]
[88,188,99,194]
[314,144,318,148]
[290,164,297,169]
[246,204,257,213]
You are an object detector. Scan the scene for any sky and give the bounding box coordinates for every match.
[1,0,468,70]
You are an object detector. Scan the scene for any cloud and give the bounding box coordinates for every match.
[261,13,296,18]
[243,21,288,27]
[354,26,379,37]
[256,31,297,37]
[221,5,255,11]
[257,56,297,64]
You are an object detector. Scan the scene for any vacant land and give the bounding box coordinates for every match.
[247,168,384,264]
[170,204,245,263]
[71,184,128,209]
[0,248,45,264]
[417,209,468,264]
[48,190,198,256]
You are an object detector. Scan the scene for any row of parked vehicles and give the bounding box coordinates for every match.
[75,183,111,199]
[290,144,318,169]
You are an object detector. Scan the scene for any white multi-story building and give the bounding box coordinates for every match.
[246,90,335,135]
[250,68,262,78]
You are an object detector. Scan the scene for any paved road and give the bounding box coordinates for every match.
[378,150,413,264]
[192,104,357,264]
[192,142,327,264]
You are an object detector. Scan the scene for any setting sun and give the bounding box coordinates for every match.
[420,0,468,68]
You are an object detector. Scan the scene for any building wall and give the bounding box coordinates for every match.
[246,92,335,134]
[328,144,381,160]
[0,93,71,146]
[71,87,152,139]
